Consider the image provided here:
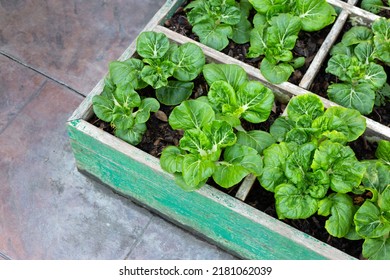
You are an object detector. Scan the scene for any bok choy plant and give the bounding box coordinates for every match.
[92,31,205,145]
[260,93,368,239]
[160,64,275,191]
[354,140,390,260]
[325,18,390,115]
[184,0,252,50]
[248,0,336,84]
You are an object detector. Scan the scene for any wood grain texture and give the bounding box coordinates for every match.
[299,0,359,89]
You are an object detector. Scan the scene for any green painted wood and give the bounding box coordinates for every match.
[67,120,355,260]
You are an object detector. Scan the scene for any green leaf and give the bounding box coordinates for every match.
[260,58,294,84]
[285,142,317,185]
[372,18,390,64]
[171,42,205,81]
[236,81,275,123]
[355,200,390,238]
[109,58,147,89]
[319,193,354,238]
[294,0,336,32]
[203,63,248,91]
[362,237,390,260]
[113,86,141,108]
[169,100,215,130]
[249,0,288,14]
[174,173,207,192]
[207,81,237,113]
[182,154,216,188]
[365,63,387,89]
[325,54,352,82]
[179,129,212,155]
[236,130,275,154]
[247,25,267,58]
[231,13,252,44]
[327,83,375,115]
[260,142,293,192]
[267,13,301,50]
[220,5,241,25]
[319,106,366,142]
[376,140,390,165]
[213,146,260,188]
[92,95,115,122]
[160,146,184,174]
[269,117,295,142]
[362,161,390,197]
[259,167,286,192]
[354,42,375,64]
[192,20,232,51]
[286,93,324,123]
[136,31,170,59]
[341,26,373,46]
[140,60,176,89]
[312,141,365,193]
[224,144,263,176]
[135,98,160,124]
[114,123,147,145]
[379,185,390,212]
[330,42,353,57]
[361,0,388,14]
[156,81,194,106]
[275,183,318,219]
[203,120,237,150]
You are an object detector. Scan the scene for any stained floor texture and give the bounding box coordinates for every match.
[0,0,236,260]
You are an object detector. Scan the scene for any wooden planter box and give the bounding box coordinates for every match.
[67,0,390,259]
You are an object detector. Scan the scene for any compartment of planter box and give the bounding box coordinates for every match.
[155,0,390,141]
[305,7,390,130]
[67,1,390,260]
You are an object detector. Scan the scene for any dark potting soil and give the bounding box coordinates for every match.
[164,3,332,85]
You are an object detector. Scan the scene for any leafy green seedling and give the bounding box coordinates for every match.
[248,0,336,84]
[260,94,367,238]
[92,31,206,144]
[160,99,263,191]
[202,63,275,127]
[355,141,390,259]
[109,31,205,106]
[326,20,389,114]
[92,81,159,145]
[185,0,252,50]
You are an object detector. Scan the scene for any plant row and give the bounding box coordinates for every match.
[176,0,390,116]
[91,31,390,260]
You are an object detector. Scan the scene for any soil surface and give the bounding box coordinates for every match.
[164,3,332,85]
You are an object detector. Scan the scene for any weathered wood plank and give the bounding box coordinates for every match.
[327,0,380,23]
[235,174,256,201]
[300,0,359,89]
[67,119,355,260]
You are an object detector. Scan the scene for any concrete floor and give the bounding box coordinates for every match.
[0,0,236,260]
